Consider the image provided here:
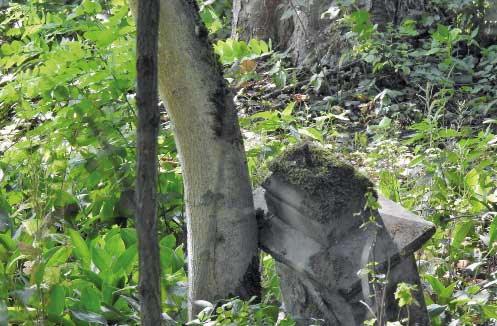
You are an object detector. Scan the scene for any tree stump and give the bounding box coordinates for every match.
[254,143,435,325]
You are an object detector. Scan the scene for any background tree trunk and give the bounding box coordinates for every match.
[135,0,161,324]
[232,0,426,67]
[130,0,260,319]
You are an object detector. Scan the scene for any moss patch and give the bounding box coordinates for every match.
[268,143,375,223]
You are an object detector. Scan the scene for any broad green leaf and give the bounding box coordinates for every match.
[79,269,103,289]
[112,244,137,275]
[427,304,446,318]
[80,286,101,313]
[451,219,473,250]
[424,275,445,297]
[482,305,497,319]
[298,127,323,143]
[70,310,106,325]
[91,245,111,272]
[84,29,117,48]
[105,234,125,259]
[464,168,479,189]
[249,39,261,55]
[259,40,269,53]
[250,111,278,120]
[281,102,295,117]
[160,247,174,272]
[440,281,457,301]
[120,228,137,247]
[0,234,16,252]
[350,10,370,25]
[46,246,72,267]
[68,229,91,269]
[47,284,65,317]
[160,234,176,249]
[438,128,460,138]
[100,201,116,221]
[378,117,392,129]
[52,85,69,101]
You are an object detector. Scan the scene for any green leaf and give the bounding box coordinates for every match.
[378,117,392,129]
[79,269,103,289]
[489,216,497,247]
[160,247,174,272]
[424,275,445,296]
[105,234,125,259]
[298,127,323,143]
[482,305,497,319]
[160,234,176,249]
[46,247,72,267]
[438,128,460,138]
[249,39,261,55]
[84,29,117,48]
[68,229,91,269]
[112,244,137,275]
[350,10,370,25]
[379,171,400,202]
[464,168,479,189]
[250,111,278,120]
[427,304,446,318]
[52,85,69,101]
[80,286,101,312]
[160,245,184,273]
[440,282,456,301]
[394,282,417,307]
[99,201,116,221]
[259,40,269,53]
[120,228,137,247]
[281,102,295,117]
[0,234,16,252]
[91,245,111,272]
[451,219,473,250]
[70,310,106,324]
[47,284,65,317]
[80,0,102,14]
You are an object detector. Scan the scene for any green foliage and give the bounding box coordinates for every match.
[1,0,497,325]
[197,0,232,38]
[0,1,186,325]
[214,38,270,64]
[395,282,419,308]
[188,297,292,326]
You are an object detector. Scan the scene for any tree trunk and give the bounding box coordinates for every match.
[129,0,260,319]
[232,0,426,66]
[135,0,161,324]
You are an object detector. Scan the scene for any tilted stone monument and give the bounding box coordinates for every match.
[254,143,435,326]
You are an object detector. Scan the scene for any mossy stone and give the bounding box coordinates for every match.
[267,143,375,224]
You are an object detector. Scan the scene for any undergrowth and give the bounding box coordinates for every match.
[0,0,496,325]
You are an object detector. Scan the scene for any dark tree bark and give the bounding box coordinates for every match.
[135,0,162,324]
[232,0,427,67]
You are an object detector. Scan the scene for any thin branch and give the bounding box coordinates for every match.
[135,0,162,324]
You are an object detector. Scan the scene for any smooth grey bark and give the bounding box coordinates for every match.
[129,0,260,319]
[232,0,426,66]
[135,0,162,325]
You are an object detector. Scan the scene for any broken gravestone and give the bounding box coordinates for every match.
[254,143,435,326]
